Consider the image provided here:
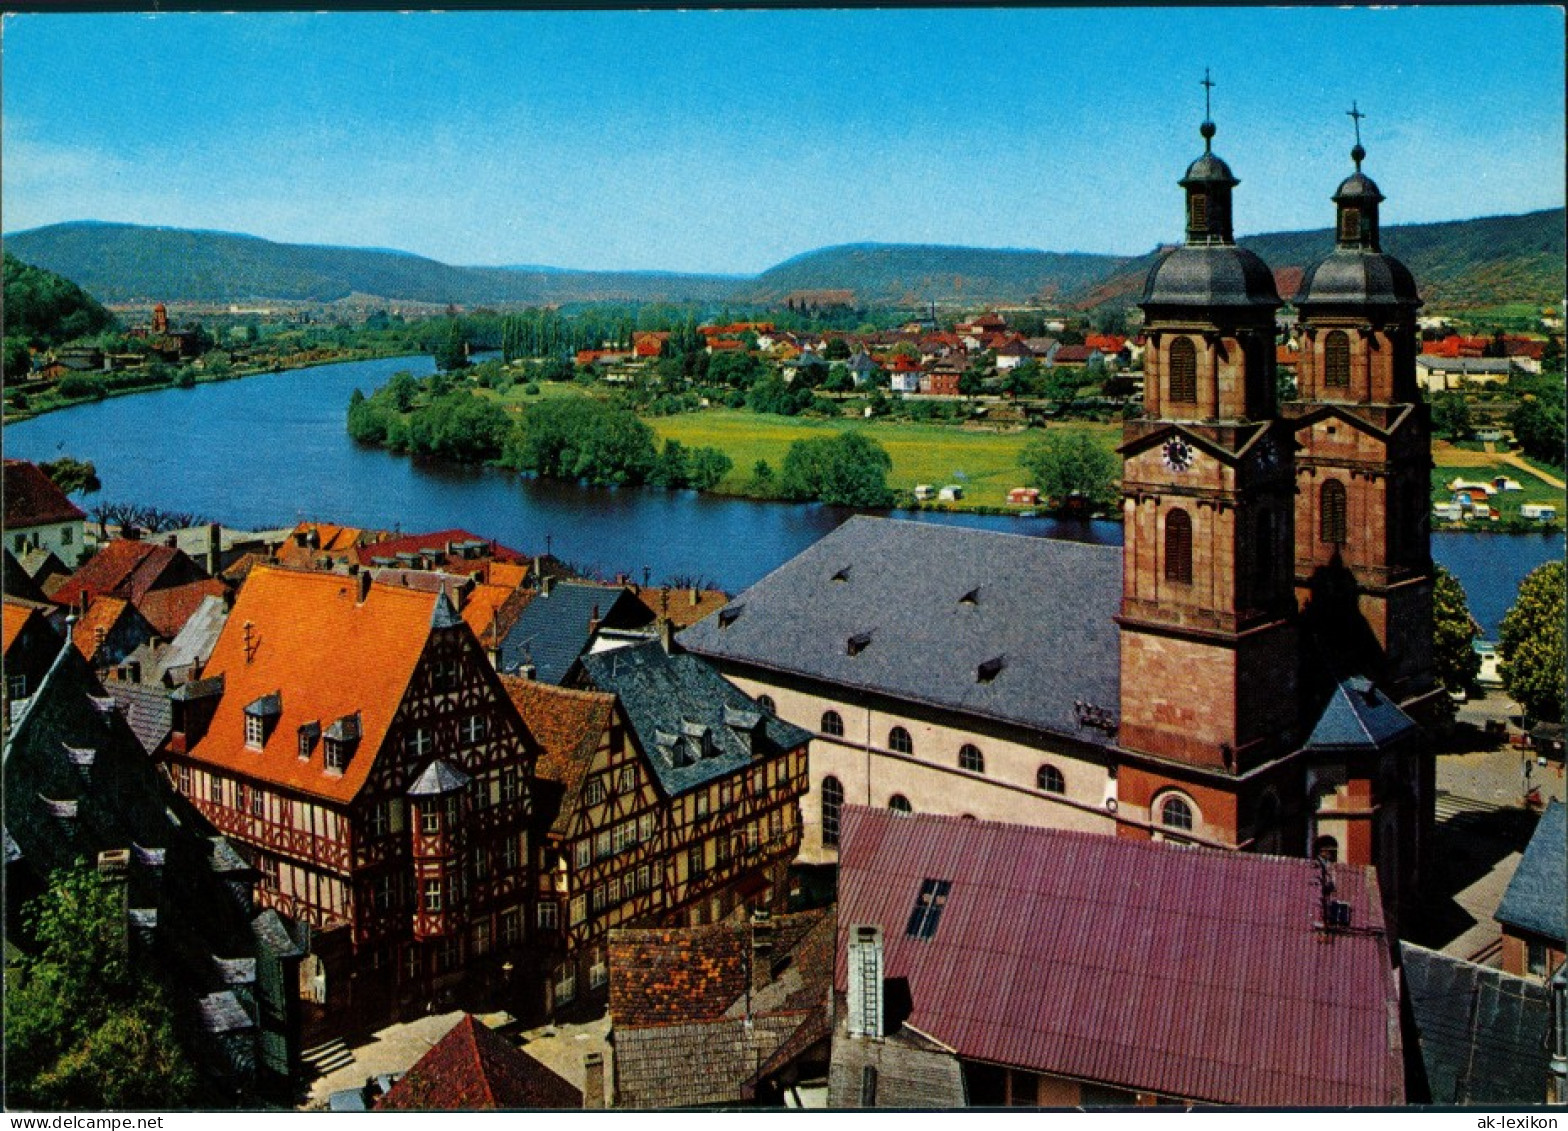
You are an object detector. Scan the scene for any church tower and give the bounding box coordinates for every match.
[1283,109,1438,712]
[1115,84,1300,850]
[1284,110,1437,917]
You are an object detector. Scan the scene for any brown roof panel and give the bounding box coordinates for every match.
[834,807,1402,1107]
[378,1014,581,1110]
[3,460,87,528]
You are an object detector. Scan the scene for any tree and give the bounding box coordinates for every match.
[824,337,852,361]
[432,319,469,372]
[502,397,658,486]
[1431,392,1473,441]
[687,447,734,491]
[5,863,201,1109]
[1018,429,1119,511]
[778,430,895,507]
[1499,560,1565,723]
[39,456,101,497]
[1432,566,1482,700]
[5,335,32,378]
[1509,392,1565,469]
[649,438,691,488]
[2,253,116,347]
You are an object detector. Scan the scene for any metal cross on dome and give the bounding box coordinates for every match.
[1201,69,1215,119]
[1347,100,1366,147]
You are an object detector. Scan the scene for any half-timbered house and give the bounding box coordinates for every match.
[165,565,542,1035]
[575,642,812,927]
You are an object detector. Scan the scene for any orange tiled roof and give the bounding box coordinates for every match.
[485,561,531,590]
[3,597,46,657]
[51,539,176,609]
[634,587,728,629]
[136,579,228,639]
[610,923,751,1028]
[462,583,528,650]
[501,677,615,835]
[187,566,440,804]
[72,596,132,661]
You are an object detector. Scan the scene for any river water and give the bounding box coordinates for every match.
[4,354,1558,636]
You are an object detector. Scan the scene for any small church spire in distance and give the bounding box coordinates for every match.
[1347,100,1367,169]
[1200,69,1216,152]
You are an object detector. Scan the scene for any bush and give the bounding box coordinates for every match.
[779,430,895,507]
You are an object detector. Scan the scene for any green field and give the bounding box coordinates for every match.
[646,408,1122,507]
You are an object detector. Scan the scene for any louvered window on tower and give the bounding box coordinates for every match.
[906,878,952,940]
[1164,509,1194,584]
[1190,193,1208,230]
[1340,208,1360,242]
[1324,331,1351,388]
[1320,480,1349,544]
[1168,338,1198,403]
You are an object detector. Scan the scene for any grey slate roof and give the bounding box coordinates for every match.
[1401,943,1551,1104]
[579,641,812,797]
[613,1013,806,1109]
[1142,243,1280,309]
[1303,676,1419,752]
[1297,248,1420,309]
[407,759,472,797]
[498,583,653,684]
[1496,799,1566,942]
[679,516,1123,746]
[104,679,175,756]
[153,594,228,681]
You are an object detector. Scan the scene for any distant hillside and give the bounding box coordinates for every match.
[1077,208,1566,313]
[732,243,1132,307]
[5,208,1561,313]
[1,222,740,306]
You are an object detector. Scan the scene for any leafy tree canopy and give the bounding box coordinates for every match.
[1432,565,1482,699]
[5,863,201,1110]
[778,430,895,507]
[502,396,657,486]
[1018,429,1119,511]
[39,455,101,497]
[1499,559,1565,724]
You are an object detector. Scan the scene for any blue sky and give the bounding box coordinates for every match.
[3,7,1563,275]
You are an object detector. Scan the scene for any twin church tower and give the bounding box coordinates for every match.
[1114,93,1437,915]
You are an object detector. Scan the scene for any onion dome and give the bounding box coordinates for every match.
[1143,108,1280,311]
[1296,123,1421,311]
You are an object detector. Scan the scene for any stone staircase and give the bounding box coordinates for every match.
[301,1037,356,1078]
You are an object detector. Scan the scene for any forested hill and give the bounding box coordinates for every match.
[731,244,1133,307]
[6,208,1562,312]
[1,222,741,306]
[1077,208,1566,313]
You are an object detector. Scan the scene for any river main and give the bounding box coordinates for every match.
[5,353,1558,636]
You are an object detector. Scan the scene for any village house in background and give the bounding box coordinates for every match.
[4,458,88,567]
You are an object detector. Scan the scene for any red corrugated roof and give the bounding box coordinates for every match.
[834,807,1402,1107]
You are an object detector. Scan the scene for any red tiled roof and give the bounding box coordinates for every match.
[3,460,87,529]
[1084,333,1128,353]
[378,1015,581,1111]
[835,807,1403,1107]
[353,528,527,572]
[501,677,615,836]
[610,923,750,1028]
[187,565,440,804]
[136,579,228,639]
[1052,344,1095,362]
[52,539,204,610]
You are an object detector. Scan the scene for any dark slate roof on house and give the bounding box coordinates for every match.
[378,1014,582,1111]
[1400,943,1551,1105]
[407,759,471,797]
[679,516,1122,746]
[497,583,653,684]
[1304,675,1419,751]
[834,806,1403,1107]
[152,594,228,681]
[579,641,812,797]
[1496,799,1566,942]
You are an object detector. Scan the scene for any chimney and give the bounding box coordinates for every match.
[846,924,884,1039]
[165,533,178,548]
[750,910,774,991]
[358,570,373,604]
[126,660,141,684]
[690,586,700,607]
[541,574,554,597]
[588,603,601,635]
[206,522,222,576]
[582,1052,605,1110]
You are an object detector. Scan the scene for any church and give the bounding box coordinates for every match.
[681,102,1439,919]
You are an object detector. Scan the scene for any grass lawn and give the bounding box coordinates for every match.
[647,409,1122,507]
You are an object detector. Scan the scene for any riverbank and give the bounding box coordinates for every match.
[2,346,419,426]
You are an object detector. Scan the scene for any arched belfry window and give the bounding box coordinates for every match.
[1324,331,1351,388]
[1320,480,1348,545]
[1165,509,1193,584]
[1168,338,1198,403]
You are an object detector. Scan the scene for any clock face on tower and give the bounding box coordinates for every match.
[1162,436,1196,473]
